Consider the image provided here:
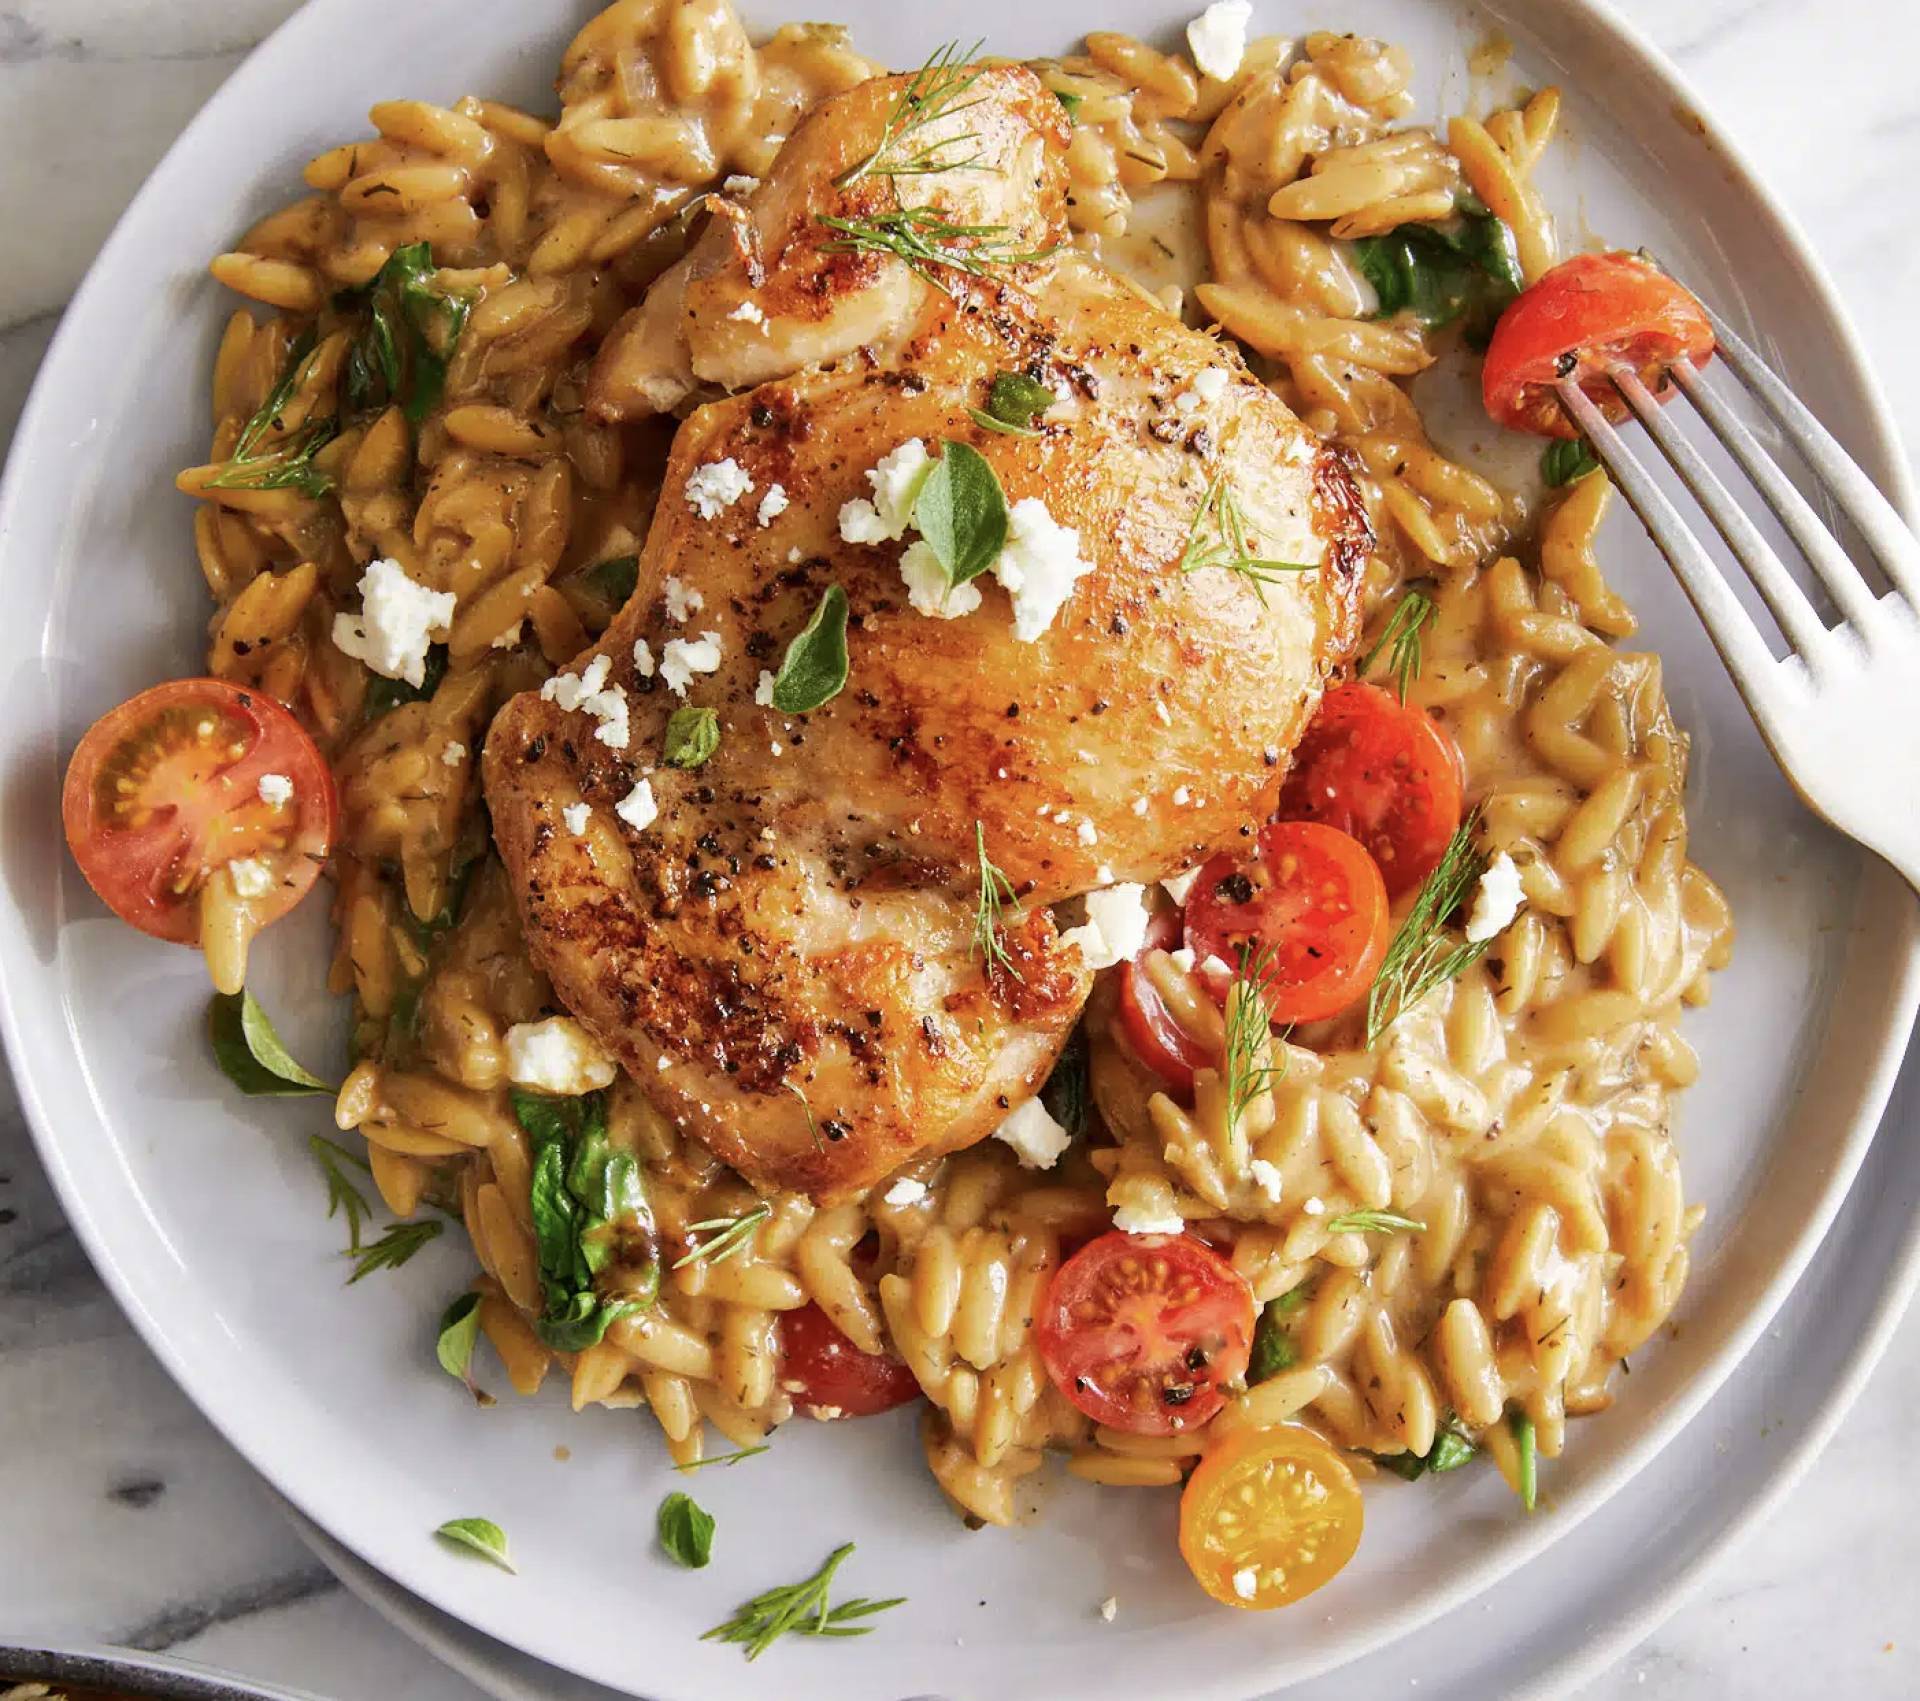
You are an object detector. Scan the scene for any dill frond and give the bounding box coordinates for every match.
[836,40,993,188]
[1178,475,1313,605]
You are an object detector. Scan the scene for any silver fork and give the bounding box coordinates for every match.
[1553,309,1920,895]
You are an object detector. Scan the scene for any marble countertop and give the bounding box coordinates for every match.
[3,0,1918,1695]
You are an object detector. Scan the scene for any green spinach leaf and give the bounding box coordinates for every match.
[1248,1282,1309,1384]
[364,642,448,719]
[1541,438,1601,486]
[1039,1024,1089,1138]
[209,989,333,1095]
[343,241,473,423]
[1352,202,1522,339]
[658,1490,716,1568]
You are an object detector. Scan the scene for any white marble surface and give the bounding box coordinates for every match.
[2,0,1918,1695]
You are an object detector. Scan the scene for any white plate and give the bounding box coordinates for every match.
[2,1,1914,1698]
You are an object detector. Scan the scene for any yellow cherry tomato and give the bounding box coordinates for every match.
[1178,1424,1364,1609]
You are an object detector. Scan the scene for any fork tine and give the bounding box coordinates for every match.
[1665,361,1884,634]
[1553,377,1784,692]
[1700,308,1920,604]
[1606,364,1831,664]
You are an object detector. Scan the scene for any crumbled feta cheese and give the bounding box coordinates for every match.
[1096,864,1114,885]
[838,438,930,543]
[992,497,1095,641]
[1170,946,1197,973]
[329,557,455,688]
[757,483,789,526]
[541,655,630,750]
[1173,389,1201,414]
[721,173,760,196]
[770,741,783,756]
[1187,0,1253,82]
[1162,867,1200,905]
[883,1177,928,1206]
[1232,1566,1258,1600]
[256,773,293,806]
[226,857,275,898]
[1058,883,1150,971]
[586,683,629,750]
[663,576,704,622]
[491,621,524,650]
[684,457,754,519]
[1302,1195,1326,1217]
[1114,1199,1186,1236]
[1076,819,1099,847]
[561,802,590,835]
[656,1054,672,1073]
[727,299,766,324]
[1131,797,1150,817]
[787,546,804,564]
[441,742,466,768]
[806,1404,847,1422]
[993,1096,1073,1169]
[1172,785,1192,806]
[1154,699,1173,726]
[1465,850,1525,943]
[633,638,655,678]
[542,653,611,711]
[754,669,777,707]
[1193,367,1230,403]
[1249,1159,1283,1203]
[660,631,723,697]
[615,777,658,832]
[503,1016,617,1095]
[899,539,982,619]
[1098,1597,1118,1623]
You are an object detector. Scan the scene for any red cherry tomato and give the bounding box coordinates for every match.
[61,677,336,944]
[1183,821,1389,1024]
[1117,956,1214,1094]
[1037,1230,1255,1435]
[777,1303,919,1418]
[1482,252,1715,438]
[1278,683,1463,896]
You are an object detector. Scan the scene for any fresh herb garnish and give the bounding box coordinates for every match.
[970,822,1022,981]
[209,989,334,1095]
[675,1443,771,1473]
[1365,814,1492,1048]
[1510,1409,1538,1511]
[347,1217,443,1282]
[836,40,990,188]
[342,241,473,423]
[1351,200,1523,338]
[436,1291,487,1401]
[1321,1208,1427,1236]
[913,440,1008,588]
[701,1542,904,1661]
[968,369,1057,437]
[1054,89,1084,122]
[818,207,1054,294]
[1376,1413,1477,1480]
[784,1080,824,1151]
[207,329,338,498]
[770,585,850,714]
[1541,438,1601,486]
[364,642,448,719]
[1039,1023,1089,1138]
[657,1491,717,1568]
[434,1516,515,1573]
[398,841,482,953]
[673,1203,772,1270]
[1223,942,1285,1140]
[1356,588,1434,703]
[663,705,721,769]
[582,552,640,607]
[310,1135,374,1251]
[1178,474,1313,604]
[1248,1283,1309,1383]
[513,1089,660,1351]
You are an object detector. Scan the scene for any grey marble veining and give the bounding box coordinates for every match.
[1,0,1917,1696]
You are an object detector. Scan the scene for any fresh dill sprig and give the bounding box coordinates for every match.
[208,328,338,498]
[675,1443,771,1474]
[1510,1409,1538,1512]
[345,1217,443,1283]
[817,207,1053,294]
[672,1203,773,1270]
[309,1135,374,1253]
[1223,942,1286,1138]
[784,1081,823,1151]
[1356,588,1435,702]
[1178,475,1313,605]
[970,821,1022,981]
[701,1542,905,1662]
[1365,813,1492,1048]
[1322,1208,1427,1235]
[836,40,992,188]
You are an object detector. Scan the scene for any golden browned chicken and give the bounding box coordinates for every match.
[483,60,1370,1201]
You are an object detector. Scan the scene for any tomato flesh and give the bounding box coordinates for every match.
[1278,683,1463,897]
[1182,821,1390,1025]
[777,1302,919,1418]
[62,677,336,943]
[1116,956,1213,1095]
[1037,1230,1254,1435]
[1482,251,1715,438]
[1179,1424,1365,1609]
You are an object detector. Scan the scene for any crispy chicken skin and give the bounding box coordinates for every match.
[484,64,1370,1202]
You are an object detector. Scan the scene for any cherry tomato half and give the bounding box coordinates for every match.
[1037,1230,1255,1435]
[1179,1424,1365,1609]
[61,677,336,944]
[1182,821,1390,1025]
[1117,955,1214,1095]
[1482,252,1715,438]
[1278,683,1463,897]
[777,1302,920,1418]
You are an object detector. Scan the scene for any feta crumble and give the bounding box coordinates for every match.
[1187,0,1253,81]
[440,741,466,768]
[753,669,777,707]
[1170,946,1198,972]
[721,173,759,196]
[757,483,789,527]
[1465,850,1525,943]
[1058,883,1151,971]
[561,802,591,835]
[1162,867,1201,905]
[1249,1159,1283,1204]
[993,497,1095,642]
[1098,1597,1118,1623]
[1114,1199,1186,1236]
[1193,366,1230,403]
[663,576,704,622]
[1075,819,1099,847]
[883,1177,928,1206]
[993,1096,1073,1170]
[838,438,931,544]
[900,539,982,619]
[615,777,658,832]
[330,557,455,688]
[503,1016,617,1095]
[660,631,723,697]
[1172,785,1192,806]
[1232,1566,1258,1600]
[684,457,755,519]
[1302,1195,1326,1217]
[226,857,275,898]
[633,638,656,677]
[256,773,293,806]
[491,620,524,650]
[727,299,766,324]
[542,653,611,712]
[539,653,630,750]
